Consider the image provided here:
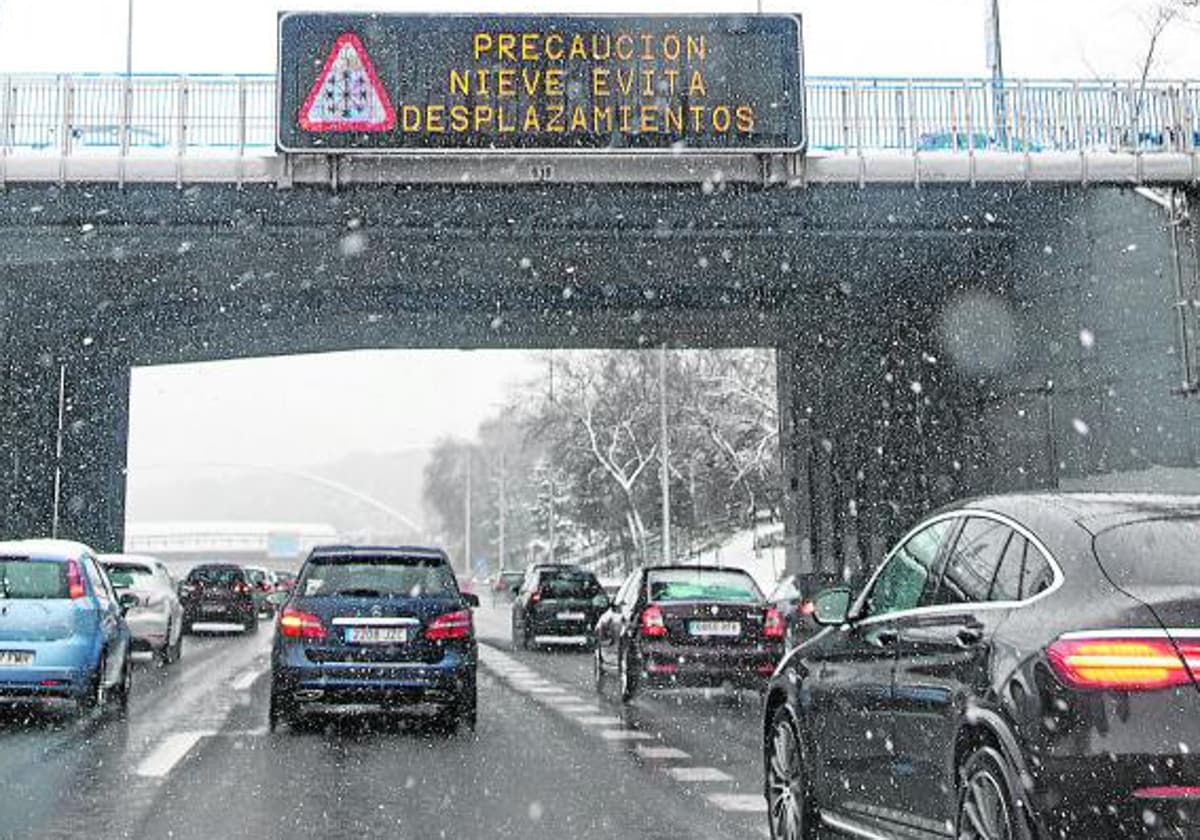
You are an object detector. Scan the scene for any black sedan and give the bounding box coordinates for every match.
[594,565,785,701]
[762,492,1200,840]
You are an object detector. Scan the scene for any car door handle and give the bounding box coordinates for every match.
[956,626,984,646]
[874,628,898,646]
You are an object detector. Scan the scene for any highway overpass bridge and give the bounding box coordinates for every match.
[0,71,1197,589]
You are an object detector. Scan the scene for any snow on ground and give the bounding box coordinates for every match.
[680,523,786,594]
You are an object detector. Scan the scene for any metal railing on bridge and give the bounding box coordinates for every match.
[1,73,1197,182]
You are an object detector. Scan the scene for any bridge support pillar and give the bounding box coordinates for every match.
[0,332,129,551]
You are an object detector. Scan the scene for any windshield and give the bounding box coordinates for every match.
[187,567,243,586]
[102,563,154,589]
[298,556,458,598]
[0,558,68,599]
[538,570,602,598]
[1093,518,1200,588]
[648,569,763,603]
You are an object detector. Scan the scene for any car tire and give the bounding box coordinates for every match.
[268,684,295,733]
[78,654,107,715]
[766,705,817,840]
[112,656,132,717]
[957,746,1030,840]
[458,681,478,732]
[167,625,183,664]
[244,614,259,634]
[593,642,606,693]
[618,643,638,703]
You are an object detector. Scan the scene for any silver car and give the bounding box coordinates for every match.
[100,554,185,665]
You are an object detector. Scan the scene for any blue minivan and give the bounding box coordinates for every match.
[0,539,134,714]
[269,545,478,732]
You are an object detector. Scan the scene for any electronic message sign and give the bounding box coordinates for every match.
[277,13,804,153]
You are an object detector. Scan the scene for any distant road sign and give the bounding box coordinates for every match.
[277,13,804,154]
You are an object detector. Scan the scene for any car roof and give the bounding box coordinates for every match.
[953,491,1200,535]
[189,563,242,571]
[307,545,449,561]
[643,564,756,576]
[100,553,160,567]
[0,538,97,561]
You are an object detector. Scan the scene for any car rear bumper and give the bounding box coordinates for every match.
[638,640,782,688]
[0,640,96,699]
[183,601,256,624]
[273,647,476,709]
[126,611,171,650]
[528,616,599,638]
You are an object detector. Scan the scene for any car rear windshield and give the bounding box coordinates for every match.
[103,563,153,588]
[187,567,243,585]
[648,569,763,603]
[298,555,458,598]
[0,557,69,599]
[1093,518,1200,587]
[539,569,602,598]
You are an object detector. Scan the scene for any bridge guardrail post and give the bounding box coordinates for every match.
[236,76,247,188]
[175,75,188,188]
[1,75,10,189]
[58,75,73,186]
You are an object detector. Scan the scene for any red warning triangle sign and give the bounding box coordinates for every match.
[299,32,395,133]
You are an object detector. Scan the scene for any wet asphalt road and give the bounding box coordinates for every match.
[0,604,774,840]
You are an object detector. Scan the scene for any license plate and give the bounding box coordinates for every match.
[202,604,227,613]
[557,611,586,621]
[0,650,33,666]
[689,620,741,637]
[346,626,408,645]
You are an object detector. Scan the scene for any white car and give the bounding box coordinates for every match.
[100,554,185,665]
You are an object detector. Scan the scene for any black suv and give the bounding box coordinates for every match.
[763,493,1200,840]
[511,564,606,649]
[179,563,258,633]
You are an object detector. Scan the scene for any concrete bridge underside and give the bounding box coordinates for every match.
[0,181,1195,587]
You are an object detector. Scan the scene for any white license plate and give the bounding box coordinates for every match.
[557,612,586,621]
[689,621,741,637]
[0,650,33,666]
[202,604,227,613]
[346,626,408,644]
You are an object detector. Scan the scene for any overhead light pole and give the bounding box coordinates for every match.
[659,344,671,565]
[985,0,1008,143]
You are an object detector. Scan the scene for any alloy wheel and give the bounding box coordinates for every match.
[959,764,1015,840]
[767,712,807,840]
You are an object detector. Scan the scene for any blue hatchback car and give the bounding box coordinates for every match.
[269,545,479,732]
[0,539,134,714]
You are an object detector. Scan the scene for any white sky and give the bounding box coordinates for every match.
[1,0,1197,78]
[8,1,1199,471]
[127,351,541,468]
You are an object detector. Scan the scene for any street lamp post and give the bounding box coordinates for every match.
[985,0,1008,142]
[659,344,671,565]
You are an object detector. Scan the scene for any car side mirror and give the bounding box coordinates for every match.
[118,592,140,613]
[592,594,612,611]
[266,591,290,607]
[461,592,480,608]
[812,586,852,626]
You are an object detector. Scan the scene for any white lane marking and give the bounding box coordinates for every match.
[532,635,590,646]
[598,729,654,741]
[526,686,568,695]
[706,793,767,813]
[572,714,624,726]
[136,731,212,778]
[668,766,734,783]
[636,745,691,760]
[231,668,263,692]
[539,694,585,705]
[551,704,601,715]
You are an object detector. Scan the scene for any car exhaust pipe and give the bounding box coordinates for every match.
[294,689,324,701]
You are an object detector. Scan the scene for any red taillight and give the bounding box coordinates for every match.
[763,606,786,640]
[757,662,777,676]
[1047,635,1199,691]
[279,607,326,640]
[640,605,667,637]
[233,581,251,595]
[425,609,473,641]
[1134,786,1200,800]
[799,600,816,616]
[646,661,677,674]
[65,559,86,600]
[530,588,543,605]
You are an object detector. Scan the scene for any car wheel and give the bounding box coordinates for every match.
[245,614,259,634]
[593,642,606,692]
[78,654,107,715]
[268,684,294,732]
[766,705,816,840]
[458,681,478,732]
[618,643,638,703]
[167,625,183,664]
[957,746,1027,840]
[112,656,132,716]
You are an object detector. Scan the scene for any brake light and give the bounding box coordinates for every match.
[425,609,473,641]
[763,606,786,640]
[233,581,251,595]
[799,600,816,616]
[279,607,325,640]
[1134,786,1200,800]
[1047,636,1199,691]
[65,559,86,600]
[640,605,667,637]
[530,588,543,605]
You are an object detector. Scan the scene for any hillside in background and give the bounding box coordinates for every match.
[126,448,432,539]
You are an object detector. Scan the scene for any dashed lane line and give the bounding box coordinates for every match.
[136,731,213,778]
[598,729,655,741]
[572,714,624,726]
[231,668,265,692]
[667,766,734,783]
[636,745,691,760]
[706,793,767,813]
